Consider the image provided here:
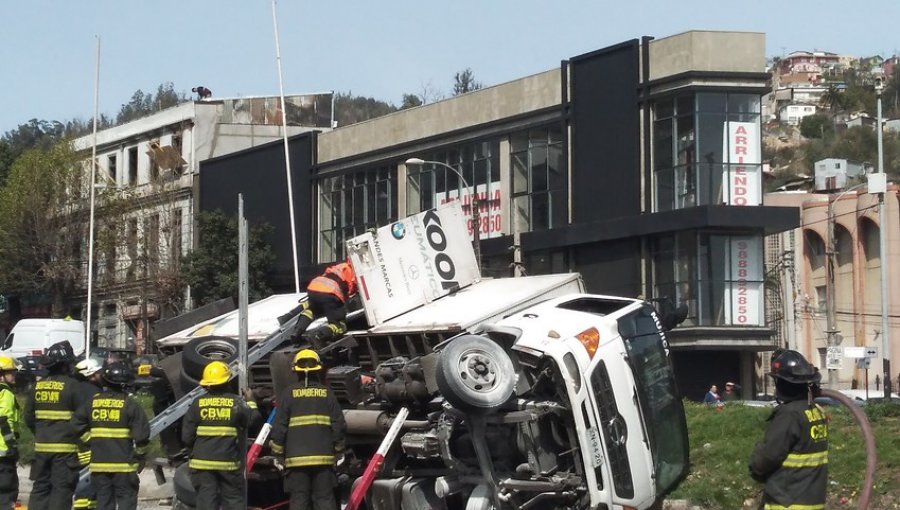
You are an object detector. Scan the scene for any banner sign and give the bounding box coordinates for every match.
[722,121,761,206]
[724,236,763,326]
[347,202,480,326]
[436,182,503,240]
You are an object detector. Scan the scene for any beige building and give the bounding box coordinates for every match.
[765,187,900,390]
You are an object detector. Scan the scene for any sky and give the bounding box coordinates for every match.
[3,0,900,134]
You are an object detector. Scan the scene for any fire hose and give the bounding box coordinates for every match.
[818,388,877,510]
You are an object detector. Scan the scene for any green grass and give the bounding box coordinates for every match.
[669,401,900,509]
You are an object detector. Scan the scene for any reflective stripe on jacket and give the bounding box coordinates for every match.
[750,399,828,509]
[25,374,84,454]
[270,381,345,468]
[181,391,259,471]
[307,262,356,302]
[0,385,20,458]
[73,391,151,473]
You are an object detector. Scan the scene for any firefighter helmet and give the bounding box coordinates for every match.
[293,349,321,372]
[40,341,75,369]
[75,357,103,377]
[103,362,135,387]
[0,356,16,372]
[770,349,821,384]
[200,361,231,386]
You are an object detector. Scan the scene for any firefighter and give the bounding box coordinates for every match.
[749,349,828,510]
[0,356,21,509]
[73,362,150,510]
[24,340,87,510]
[73,357,104,510]
[270,349,346,510]
[285,260,357,348]
[181,361,260,510]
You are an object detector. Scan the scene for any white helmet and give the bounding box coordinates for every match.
[75,358,103,377]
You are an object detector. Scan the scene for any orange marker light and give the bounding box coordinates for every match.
[576,327,600,358]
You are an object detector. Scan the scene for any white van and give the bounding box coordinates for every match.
[1,318,85,360]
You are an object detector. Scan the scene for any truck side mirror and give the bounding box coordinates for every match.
[660,303,688,331]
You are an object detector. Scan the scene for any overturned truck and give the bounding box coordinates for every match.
[153,203,690,509]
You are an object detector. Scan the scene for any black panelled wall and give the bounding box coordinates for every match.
[569,40,642,222]
[198,133,316,291]
[568,40,642,295]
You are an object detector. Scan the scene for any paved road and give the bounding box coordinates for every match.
[15,465,176,509]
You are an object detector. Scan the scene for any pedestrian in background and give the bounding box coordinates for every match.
[703,384,721,405]
[722,381,740,402]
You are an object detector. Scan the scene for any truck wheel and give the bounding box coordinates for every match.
[465,483,496,510]
[181,336,239,380]
[436,335,515,414]
[173,463,197,507]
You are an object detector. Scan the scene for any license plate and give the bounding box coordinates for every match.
[587,427,603,468]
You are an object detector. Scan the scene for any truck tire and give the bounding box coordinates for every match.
[436,335,515,414]
[173,463,197,507]
[181,336,239,380]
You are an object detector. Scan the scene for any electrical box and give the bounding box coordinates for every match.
[868,173,887,194]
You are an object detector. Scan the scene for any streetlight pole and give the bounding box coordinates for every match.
[875,77,892,399]
[405,158,481,269]
[825,182,864,387]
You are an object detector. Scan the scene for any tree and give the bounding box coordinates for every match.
[333,92,398,127]
[116,82,190,124]
[800,114,834,139]
[0,141,125,314]
[452,68,482,96]
[400,93,423,109]
[180,210,276,306]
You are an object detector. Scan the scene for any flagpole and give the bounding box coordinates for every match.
[85,35,100,358]
[271,0,300,293]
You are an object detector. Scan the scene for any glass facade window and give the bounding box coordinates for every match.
[653,92,761,211]
[406,141,501,239]
[653,232,764,326]
[319,166,398,262]
[510,125,567,232]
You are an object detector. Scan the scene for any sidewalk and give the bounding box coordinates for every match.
[15,465,175,509]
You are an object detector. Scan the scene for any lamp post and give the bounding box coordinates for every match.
[875,76,892,399]
[825,182,866,387]
[405,158,481,268]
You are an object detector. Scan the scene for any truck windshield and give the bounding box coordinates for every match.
[617,305,688,496]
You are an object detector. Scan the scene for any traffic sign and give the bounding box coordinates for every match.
[866,346,879,358]
[856,357,872,369]
[843,346,866,359]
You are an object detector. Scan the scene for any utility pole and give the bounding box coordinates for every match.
[826,196,840,388]
[875,76,892,400]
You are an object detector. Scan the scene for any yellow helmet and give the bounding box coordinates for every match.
[199,361,231,386]
[293,349,321,372]
[0,356,16,372]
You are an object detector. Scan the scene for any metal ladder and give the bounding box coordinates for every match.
[78,299,307,483]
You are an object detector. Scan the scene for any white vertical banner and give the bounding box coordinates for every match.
[722,121,761,206]
[724,236,763,326]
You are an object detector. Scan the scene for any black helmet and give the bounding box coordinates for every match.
[102,362,135,387]
[770,349,821,385]
[40,341,75,369]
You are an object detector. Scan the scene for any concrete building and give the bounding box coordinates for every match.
[201,30,799,399]
[813,158,870,191]
[71,94,331,351]
[765,188,900,390]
